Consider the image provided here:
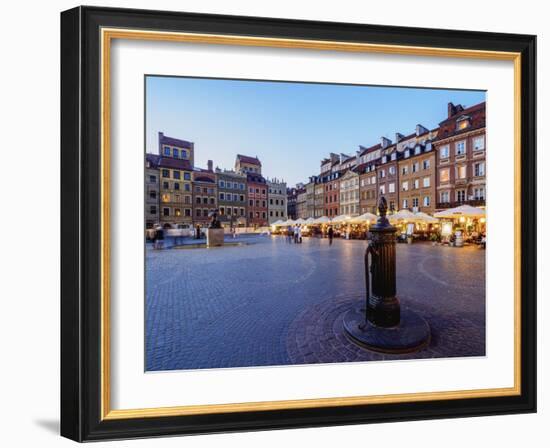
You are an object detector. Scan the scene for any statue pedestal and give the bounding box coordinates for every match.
[206,228,224,247]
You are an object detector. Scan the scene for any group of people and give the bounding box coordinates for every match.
[286,225,303,244]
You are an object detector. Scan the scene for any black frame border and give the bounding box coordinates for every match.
[61,6,536,442]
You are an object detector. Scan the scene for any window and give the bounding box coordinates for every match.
[161,194,169,203]
[379,169,386,178]
[380,185,386,195]
[262,189,266,195]
[439,168,450,183]
[184,196,190,204]
[262,212,266,219]
[181,150,187,159]
[249,199,253,206]
[413,179,419,189]
[457,119,470,130]
[403,199,408,208]
[474,162,485,177]
[184,184,190,191]
[423,196,430,207]
[196,209,202,217]
[163,181,169,189]
[173,148,179,158]
[473,136,485,151]
[440,191,450,203]
[163,208,170,216]
[402,181,409,191]
[391,152,397,161]
[226,193,232,201]
[149,175,156,183]
[423,177,430,187]
[219,180,225,188]
[457,165,467,179]
[150,205,157,215]
[162,169,170,178]
[456,141,466,155]
[234,208,238,216]
[423,159,430,170]
[456,189,466,202]
[412,198,419,207]
[474,187,486,200]
[415,146,421,155]
[210,198,215,205]
[389,166,396,175]
[219,192,225,200]
[185,209,191,217]
[174,182,180,190]
[382,156,387,164]
[412,162,419,173]
[202,197,208,204]
[149,191,156,199]
[227,208,232,216]
[404,149,410,158]
[389,182,395,193]
[163,146,171,156]
[240,195,244,202]
[402,166,408,175]
[196,197,201,204]
[175,208,181,217]
[440,145,450,159]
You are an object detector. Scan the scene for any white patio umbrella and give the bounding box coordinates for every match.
[350,212,378,224]
[331,214,352,223]
[413,212,439,223]
[313,216,331,224]
[295,218,306,224]
[285,219,296,225]
[388,209,416,223]
[434,205,486,219]
[305,217,315,224]
[271,219,285,226]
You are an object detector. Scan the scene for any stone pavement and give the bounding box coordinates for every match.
[145,236,485,371]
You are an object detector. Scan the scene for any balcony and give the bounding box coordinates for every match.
[436,199,486,209]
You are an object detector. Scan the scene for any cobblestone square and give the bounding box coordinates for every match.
[145,236,485,371]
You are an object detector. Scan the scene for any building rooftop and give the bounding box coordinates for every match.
[158,132,194,149]
[236,154,262,166]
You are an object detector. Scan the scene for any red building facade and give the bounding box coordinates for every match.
[247,173,268,227]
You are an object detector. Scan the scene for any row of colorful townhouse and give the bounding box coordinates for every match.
[145,132,287,229]
[287,101,486,219]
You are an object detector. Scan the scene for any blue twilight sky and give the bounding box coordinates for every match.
[145,76,485,186]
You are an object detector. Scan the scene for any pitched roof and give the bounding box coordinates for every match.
[145,153,161,167]
[435,101,486,141]
[236,154,262,166]
[157,157,193,170]
[359,143,382,156]
[159,133,193,149]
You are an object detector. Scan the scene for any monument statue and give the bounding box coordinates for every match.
[208,209,222,229]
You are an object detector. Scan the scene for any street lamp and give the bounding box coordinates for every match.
[343,196,430,353]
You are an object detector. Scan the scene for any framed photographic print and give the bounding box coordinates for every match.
[60,6,536,442]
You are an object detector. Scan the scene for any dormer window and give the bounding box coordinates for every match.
[382,156,387,164]
[414,145,421,155]
[456,116,471,130]
[391,152,396,161]
[404,149,410,158]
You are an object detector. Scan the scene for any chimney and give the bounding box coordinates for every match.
[380,136,392,148]
[158,132,164,154]
[395,132,405,143]
[416,124,429,136]
[207,160,213,172]
[447,102,456,118]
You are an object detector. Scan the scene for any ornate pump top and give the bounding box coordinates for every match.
[208,209,222,229]
[376,196,390,228]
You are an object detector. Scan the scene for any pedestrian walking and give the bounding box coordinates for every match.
[328,226,334,245]
[154,226,164,250]
[287,225,293,243]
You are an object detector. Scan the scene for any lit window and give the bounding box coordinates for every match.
[457,165,467,179]
[439,168,450,183]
